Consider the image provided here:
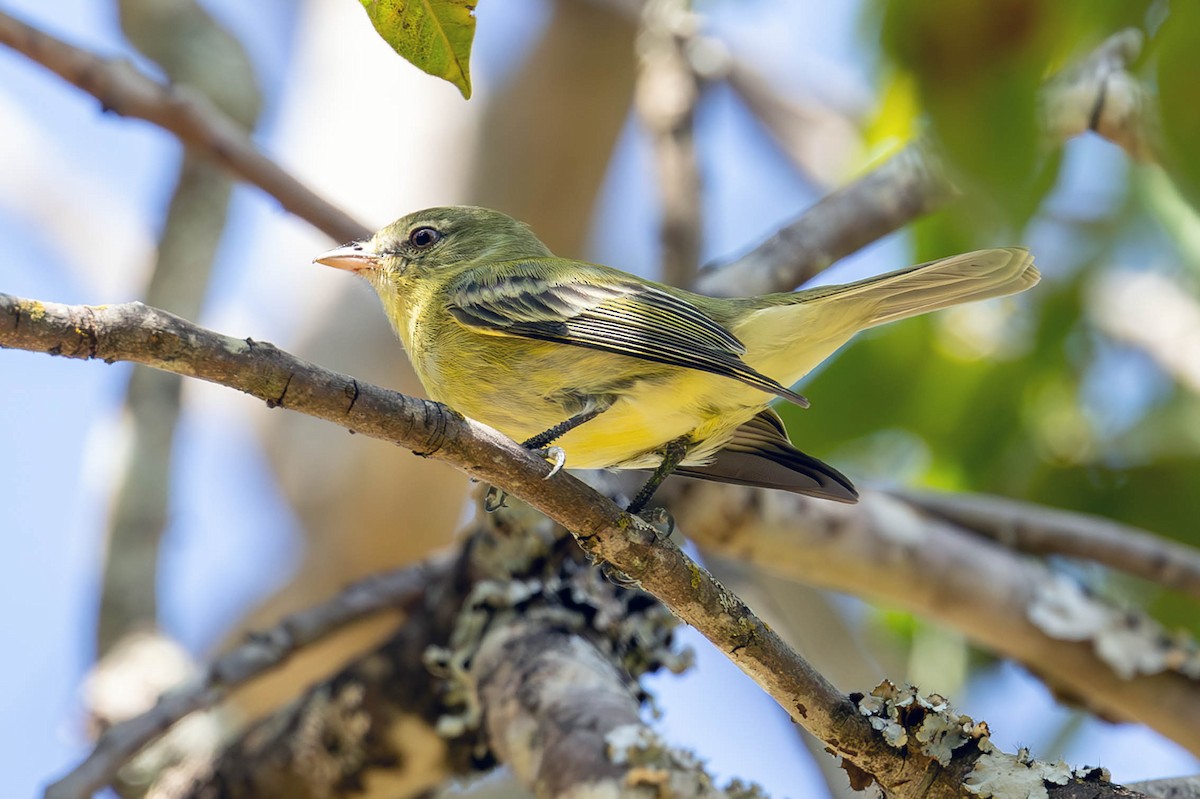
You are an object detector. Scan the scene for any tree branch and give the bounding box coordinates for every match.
[722,51,864,190]
[663,481,1200,755]
[695,141,951,297]
[44,561,439,799]
[140,498,700,798]
[636,0,703,287]
[474,621,739,797]
[697,27,1155,297]
[1,292,913,795]
[0,10,1154,305]
[95,0,265,659]
[894,489,1200,601]
[1132,776,1200,799]
[0,9,368,244]
[1040,29,1156,162]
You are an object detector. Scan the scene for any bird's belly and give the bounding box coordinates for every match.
[553,390,723,469]
[418,342,767,469]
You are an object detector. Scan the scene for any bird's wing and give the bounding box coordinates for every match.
[674,408,857,502]
[446,264,808,406]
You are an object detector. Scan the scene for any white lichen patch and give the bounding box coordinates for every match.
[915,709,971,765]
[858,681,982,760]
[1027,574,1200,679]
[854,681,1118,797]
[964,745,1073,799]
[869,715,909,748]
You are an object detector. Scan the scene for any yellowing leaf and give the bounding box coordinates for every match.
[359,0,477,99]
[864,70,920,153]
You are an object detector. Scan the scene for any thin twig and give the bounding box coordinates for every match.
[44,561,438,799]
[97,0,265,657]
[0,10,368,244]
[695,141,952,297]
[1040,28,1156,162]
[723,53,864,190]
[636,0,703,287]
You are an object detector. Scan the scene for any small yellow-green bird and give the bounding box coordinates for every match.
[316,206,1038,512]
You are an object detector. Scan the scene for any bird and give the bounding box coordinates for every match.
[315,206,1038,513]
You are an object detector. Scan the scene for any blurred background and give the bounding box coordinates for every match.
[2,0,1199,796]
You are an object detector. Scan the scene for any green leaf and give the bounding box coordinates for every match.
[359,0,477,99]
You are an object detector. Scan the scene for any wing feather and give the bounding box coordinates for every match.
[446,262,809,406]
[675,409,858,502]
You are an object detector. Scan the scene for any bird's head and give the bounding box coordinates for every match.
[314,206,552,292]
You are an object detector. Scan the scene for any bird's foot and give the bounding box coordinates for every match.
[635,505,675,539]
[482,446,565,513]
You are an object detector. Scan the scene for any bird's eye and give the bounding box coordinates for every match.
[408,227,443,249]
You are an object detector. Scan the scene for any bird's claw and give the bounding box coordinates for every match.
[483,486,508,512]
[600,562,638,588]
[534,446,567,478]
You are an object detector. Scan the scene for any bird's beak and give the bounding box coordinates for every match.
[313,241,381,273]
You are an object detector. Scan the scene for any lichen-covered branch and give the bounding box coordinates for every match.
[0,9,367,244]
[150,503,701,798]
[456,513,739,798]
[663,481,1200,755]
[895,489,1200,601]
[853,682,1142,799]
[152,561,469,799]
[474,622,726,797]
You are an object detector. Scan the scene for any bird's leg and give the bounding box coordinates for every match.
[521,399,612,450]
[484,398,613,512]
[520,397,614,478]
[626,436,692,516]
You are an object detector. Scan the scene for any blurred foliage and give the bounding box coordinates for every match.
[871,0,1156,234]
[358,0,476,98]
[1156,2,1200,209]
[778,0,1200,642]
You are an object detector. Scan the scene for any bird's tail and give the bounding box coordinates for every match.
[793,247,1039,329]
[735,248,1039,387]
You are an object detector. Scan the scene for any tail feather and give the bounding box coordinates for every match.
[738,247,1039,387]
[800,247,1039,330]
